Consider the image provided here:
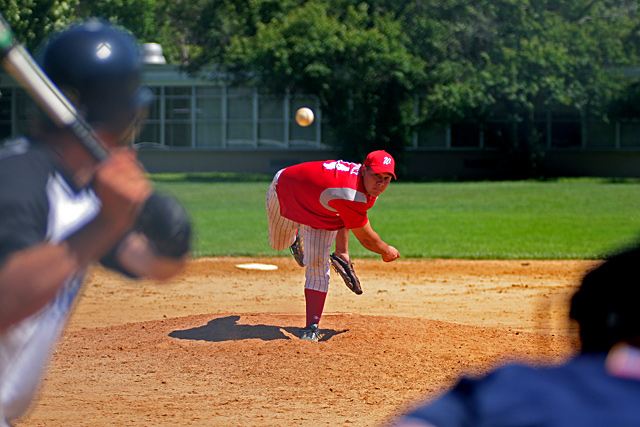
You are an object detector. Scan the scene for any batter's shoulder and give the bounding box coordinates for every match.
[0,137,56,194]
[0,137,31,160]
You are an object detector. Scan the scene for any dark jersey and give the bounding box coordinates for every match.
[399,352,640,427]
[0,137,101,423]
[0,138,100,263]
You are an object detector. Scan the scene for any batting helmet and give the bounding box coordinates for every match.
[37,19,152,143]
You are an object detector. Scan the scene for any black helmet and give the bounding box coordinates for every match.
[37,19,152,142]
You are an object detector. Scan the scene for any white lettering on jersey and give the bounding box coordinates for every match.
[322,160,361,175]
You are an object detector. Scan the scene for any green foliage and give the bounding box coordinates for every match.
[152,174,640,260]
[397,0,640,176]
[0,0,78,51]
[223,1,426,161]
[168,0,640,176]
[152,0,248,66]
[7,0,640,176]
[75,0,159,41]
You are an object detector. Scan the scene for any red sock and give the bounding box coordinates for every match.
[304,288,327,327]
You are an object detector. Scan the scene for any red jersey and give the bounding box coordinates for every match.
[276,160,377,230]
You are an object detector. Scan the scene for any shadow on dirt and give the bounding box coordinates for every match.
[168,315,347,342]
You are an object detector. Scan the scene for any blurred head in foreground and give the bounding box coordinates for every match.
[36,19,151,147]
[570,245,640,352]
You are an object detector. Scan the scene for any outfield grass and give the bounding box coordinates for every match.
[152,173,640,260]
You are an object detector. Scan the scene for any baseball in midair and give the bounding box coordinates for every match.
[295,107,314,127]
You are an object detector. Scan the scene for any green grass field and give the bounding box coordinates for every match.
[152,174,640,260]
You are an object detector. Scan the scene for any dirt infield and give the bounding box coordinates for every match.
[14,257,599,427]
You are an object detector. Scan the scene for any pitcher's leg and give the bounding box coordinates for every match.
[265,171,298,251]
[300,226,337,332]
[301,226,337,293]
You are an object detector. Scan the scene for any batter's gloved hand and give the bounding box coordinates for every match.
[330,252,362,295]
[135,192,192,258]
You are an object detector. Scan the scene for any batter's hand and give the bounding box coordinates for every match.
[92,149,152,231]
[382,246,400,262]
[135,192,192,258]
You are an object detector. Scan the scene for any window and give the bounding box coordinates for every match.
[0,89,13,140]
[416,124,448,148]
[620,121,640,148]
[258,95,285,147]
[196,86,223,147]
[165,87,192,148]
[226,87,254,146]
[585,120,616,148]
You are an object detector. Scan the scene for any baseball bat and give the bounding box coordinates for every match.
[0,13,109,161]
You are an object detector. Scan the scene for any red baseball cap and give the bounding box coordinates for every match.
[364,150,396,179]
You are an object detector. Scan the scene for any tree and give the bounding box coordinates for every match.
[0,0,78,52]
[75,0,159,42]
[0,0,172,56]
[13,0,639,178]
[221,1,426,165]
[400,0,640,177]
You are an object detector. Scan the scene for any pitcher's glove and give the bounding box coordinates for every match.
[330,252,362,295]
[135,192,192,258]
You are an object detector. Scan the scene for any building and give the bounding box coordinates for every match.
[1,56,639,179]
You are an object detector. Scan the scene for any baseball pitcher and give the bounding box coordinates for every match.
[266,150,400,341]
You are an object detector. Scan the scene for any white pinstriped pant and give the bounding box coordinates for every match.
[266,170,337,292]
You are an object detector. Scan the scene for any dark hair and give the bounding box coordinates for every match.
[570,244,640,352]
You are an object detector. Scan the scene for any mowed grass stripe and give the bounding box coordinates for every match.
[152,175,640,259]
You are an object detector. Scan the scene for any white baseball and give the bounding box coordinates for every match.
[295,107,314,127]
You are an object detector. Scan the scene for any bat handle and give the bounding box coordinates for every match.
[68,119,110,162]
